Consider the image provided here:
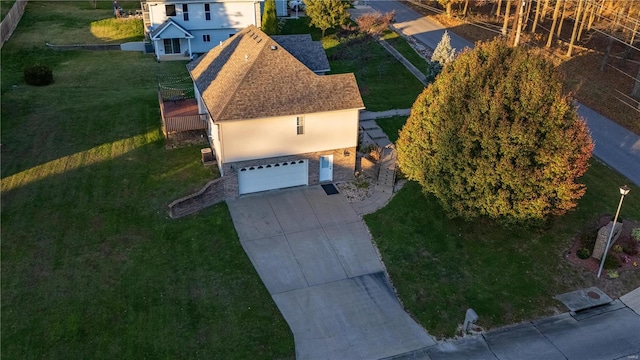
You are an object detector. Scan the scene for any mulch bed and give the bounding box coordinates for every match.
[565,216,640,277]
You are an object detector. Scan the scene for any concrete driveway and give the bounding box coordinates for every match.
[227,186,435,359]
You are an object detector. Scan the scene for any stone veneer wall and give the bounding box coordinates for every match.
[222,147,357,198]
[168,177,228,218]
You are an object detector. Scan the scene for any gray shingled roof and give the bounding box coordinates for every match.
[271,34,330,73]
[187,25,364,122]
[150,18,193,39]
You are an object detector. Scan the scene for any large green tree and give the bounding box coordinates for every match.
[397,39,593,224]
[261,0,278,35]
[303,0,350,37]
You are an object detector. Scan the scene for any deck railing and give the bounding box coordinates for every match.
[157,91,206,135]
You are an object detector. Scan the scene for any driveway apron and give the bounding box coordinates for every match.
[227,186,435,359]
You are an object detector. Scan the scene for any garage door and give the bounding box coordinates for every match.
[238,160,308,195]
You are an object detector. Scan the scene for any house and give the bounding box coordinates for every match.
[142,0,263,60]
[186,25,365,196]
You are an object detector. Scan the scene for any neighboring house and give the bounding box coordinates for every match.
[142,0,263,60]
[187,25,364,196]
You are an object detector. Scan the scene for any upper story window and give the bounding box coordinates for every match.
[182,4,189,21]
[296,116,304,135]
[165,4,176,16]
[204,3,211,20]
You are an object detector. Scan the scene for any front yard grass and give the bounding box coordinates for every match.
[1,2,294,359]
[376,115,408,143]
[367,124,640,337]
[281,18,425,111]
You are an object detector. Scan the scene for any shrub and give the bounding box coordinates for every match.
[24,64,53,86]
[576,247,591,259]
[622,243,639,256]
[356,11,395,35]
[611,244,623,253]
[607,269,619,279]
[632,228,640,242]
[579,230,597,249]
[604,255,620,270]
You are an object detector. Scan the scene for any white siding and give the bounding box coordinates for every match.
[219,109,360,163]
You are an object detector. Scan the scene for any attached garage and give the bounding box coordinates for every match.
[238,160,308,195]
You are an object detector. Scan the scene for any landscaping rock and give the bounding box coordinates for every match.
[592,221,623,260]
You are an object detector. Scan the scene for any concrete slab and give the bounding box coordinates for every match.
[554,287,613,312]
[267,188,321,233]
[426,335,497,360]
[302,187,361,227]
[323,221,385,278]
[286,228,348,287]
[570,299,626,321]
[484,324,565,360]
[273,272,435,360]
[227,196,283,241]
[241,235,308,294]
[535,307,640,360]
[620,286,640,316]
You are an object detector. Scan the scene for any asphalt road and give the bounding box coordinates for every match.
[364,0,640,187]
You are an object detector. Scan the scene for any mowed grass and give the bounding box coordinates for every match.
[1,3,294,359]
[281,18,425,111]
[376,115,408,143]
[368,117,640,337]
[381,30,432,75]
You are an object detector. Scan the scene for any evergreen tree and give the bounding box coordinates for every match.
[430,30,456,73]
[397,39,593,224]
[262,0,278,35]
[303,0,350,37]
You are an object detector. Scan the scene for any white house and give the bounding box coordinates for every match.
[186,25,365,196]
[142,0,263,60]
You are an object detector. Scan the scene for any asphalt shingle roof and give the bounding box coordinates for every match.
[271,34,330,73]
[187,25,364,122]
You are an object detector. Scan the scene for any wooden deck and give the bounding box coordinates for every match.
[163,99,199,117]
[158,94,206,135]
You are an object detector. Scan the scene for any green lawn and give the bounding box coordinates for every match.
[281,18,425,111]
[1,2,293,359]
[367,119,640,337]
[376,116,409,143]
[381,30,432,75]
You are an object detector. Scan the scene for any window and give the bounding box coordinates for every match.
[165,4,176,16]
[204,3,211,20]
[203,34,211,42]
[296,116,304,135]
[182,4,189,20]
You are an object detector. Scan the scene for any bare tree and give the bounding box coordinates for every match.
[531,0,543,33]
[514,0,526,46]
[632,67,640,99]
[567,0,585,57]
[577,0,591,42]
[540,0,551,23]
[502,0,513,36]
[547,0,563,47]
[557,0,568,37]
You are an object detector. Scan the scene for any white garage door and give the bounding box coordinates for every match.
[238,160,308,195]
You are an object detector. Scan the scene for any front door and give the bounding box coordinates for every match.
[319,155,333,182]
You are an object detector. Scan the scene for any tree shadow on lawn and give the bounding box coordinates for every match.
[1,141,294,359]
